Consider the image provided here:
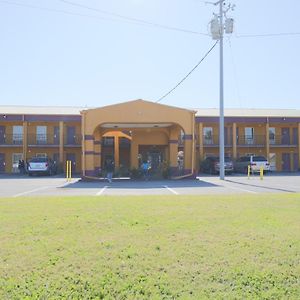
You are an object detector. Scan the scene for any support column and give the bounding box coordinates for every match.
[298,123,300,168]
[232,122,237,159]
[59,121,64,164]
[199,122,204,161]
[130,132,139,169]
[84,134,95,177]
[290,151,294,172]
[169,127,179,173]
[266,122,270,161]
[114,135,120,169]
[94,131,102,176]
[23,121,28,161]
[184,135,193,174]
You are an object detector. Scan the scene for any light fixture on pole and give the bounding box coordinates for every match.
[207,0,235,180]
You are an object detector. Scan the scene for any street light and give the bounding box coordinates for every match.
[208,0,235,180]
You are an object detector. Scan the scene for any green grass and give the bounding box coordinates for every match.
[0,195,300,299]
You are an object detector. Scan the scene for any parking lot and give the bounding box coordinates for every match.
[0,173,300,197]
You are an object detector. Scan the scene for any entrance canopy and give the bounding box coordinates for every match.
[81,99,196,178]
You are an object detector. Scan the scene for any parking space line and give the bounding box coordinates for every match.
[13,186,50,198]
[164,185,179,195]
[225,185,257,194]
[96,186,108,196]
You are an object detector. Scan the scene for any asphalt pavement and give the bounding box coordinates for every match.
[0,173,300,197]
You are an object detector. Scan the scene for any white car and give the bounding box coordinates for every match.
[28,157,57,176]
[234,155,270,174]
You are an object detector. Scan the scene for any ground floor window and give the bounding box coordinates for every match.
[269,153,276,171]
[12,153,23,173]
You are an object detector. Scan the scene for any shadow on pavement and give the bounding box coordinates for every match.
[60,179,220,189]
[225,179,296,193]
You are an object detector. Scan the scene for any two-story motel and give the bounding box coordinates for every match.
[0,99,300,177]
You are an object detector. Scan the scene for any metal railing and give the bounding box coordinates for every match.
[203,135,233,146]
[28,134,59,146]
[64,134,81,146]
[269,135,298,146]
[237,135,266,146]
[0,134,23,146]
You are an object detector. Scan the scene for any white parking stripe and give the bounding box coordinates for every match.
[225,185,257,194]
[164,185,179,195]
[13,186,50,198]
[96,186,108,196]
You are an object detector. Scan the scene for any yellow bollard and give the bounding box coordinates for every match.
[247,165,251,179]
[69,161,72,182]
[66,161,69,181]
[260,166,264,180]
[66,160,72,182]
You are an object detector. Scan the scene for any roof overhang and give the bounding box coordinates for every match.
[101,123,173,129]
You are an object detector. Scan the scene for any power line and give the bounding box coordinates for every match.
[236,32,300,38]
[156,41,218,103]
[58,0,209,36]
[0,0,118,22]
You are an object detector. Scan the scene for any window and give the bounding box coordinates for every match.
[269,127,276,145]
[203,127,213,144]
[12,153,23,173]
[36,153,47,158]
[13,126,23,145]
[102,137,114,146]
[36,126,47,144]
[269,153,276,171]
[245,127,254,145]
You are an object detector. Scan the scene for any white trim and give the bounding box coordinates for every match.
[164,185,179,195]
[96,186,108,196]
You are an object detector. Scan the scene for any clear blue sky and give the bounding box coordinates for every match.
[1,0,300,109]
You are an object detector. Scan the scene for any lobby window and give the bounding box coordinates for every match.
[102,137,114,146]
[12,125,23,145]
[269,127,276,144]
[36,126,47,144]
[245,127,254,144]
[203,127,213,144]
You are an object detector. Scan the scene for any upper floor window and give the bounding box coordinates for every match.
[269,127,276,144]
[13,126,23,144]
[245,127,254,144]
[203,127,213,144]
[36,126,47,144]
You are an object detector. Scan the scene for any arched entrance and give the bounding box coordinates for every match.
[81,99,196,179]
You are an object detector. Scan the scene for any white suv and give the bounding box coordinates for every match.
[234,155,270,174]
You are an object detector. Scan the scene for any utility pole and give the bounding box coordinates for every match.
[208,0,234,180]
[219,0,225,180]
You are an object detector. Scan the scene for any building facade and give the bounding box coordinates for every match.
[0,100,300,176]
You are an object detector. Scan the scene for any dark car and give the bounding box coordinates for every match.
[28,157,57,176]
[200,156,234,174]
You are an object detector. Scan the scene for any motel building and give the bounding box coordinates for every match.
[0,99,300,178]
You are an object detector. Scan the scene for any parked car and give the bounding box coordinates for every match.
[28,157,57,176]
[200,156,234,174]
[234,155,270,174]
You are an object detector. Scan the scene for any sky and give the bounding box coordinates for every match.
[0,0,300,110]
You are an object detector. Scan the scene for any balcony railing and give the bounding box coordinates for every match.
[64,134,81,146]
[0,134,23,146]
[203,135,233,146]
[269,135,298,146]
[237,135,266,146]
[28,134,59,146]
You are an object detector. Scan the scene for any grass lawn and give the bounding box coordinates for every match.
[0,194,300,299]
